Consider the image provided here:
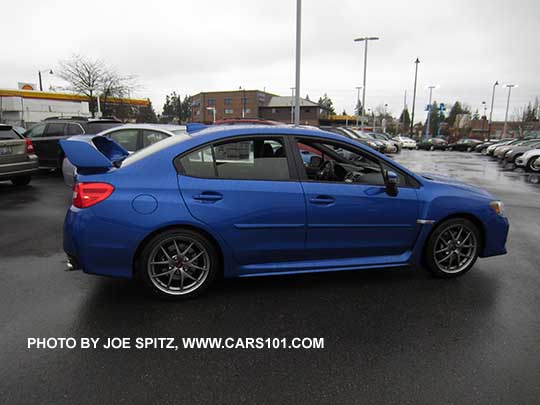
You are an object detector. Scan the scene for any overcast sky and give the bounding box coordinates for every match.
[3,0,539,121]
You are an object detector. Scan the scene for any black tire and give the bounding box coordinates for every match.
[138,229,220,299]
[11,176,31,186]
[424,218,481,278]
[527,156,540,172]
[448,146,453,151]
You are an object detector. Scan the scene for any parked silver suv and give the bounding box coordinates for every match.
[0,125,39,185]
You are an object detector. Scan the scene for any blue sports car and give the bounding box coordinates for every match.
[61,125,509,299]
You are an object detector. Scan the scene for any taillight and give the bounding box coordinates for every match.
[25,138,35,154]
[73,182,115,208]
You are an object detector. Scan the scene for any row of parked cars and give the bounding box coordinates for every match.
[474,134,540,172]
[415,137,484,152]
[1,117,423,187]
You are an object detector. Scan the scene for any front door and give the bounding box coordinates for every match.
[294,138,419,262]
[177,136,306,270]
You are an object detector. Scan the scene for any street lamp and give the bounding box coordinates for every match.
[206,107,216,123]
[38,69,53,91]
[488,81,499,137]
[355,86,362,126]
[290,87,295,124]
[410,58,420,136]
[503,84,518,136]
[354,36,379,131]
[481,101,487,138]
[293,0,302,126]
[424,85,437,140]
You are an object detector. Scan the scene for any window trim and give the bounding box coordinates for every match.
[291,136,420,189]
[175,135,300,182]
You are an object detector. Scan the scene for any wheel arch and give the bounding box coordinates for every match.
[132,223,225,276]
[421,212,486,265]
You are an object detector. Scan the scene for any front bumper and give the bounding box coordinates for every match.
[480,214,509,258]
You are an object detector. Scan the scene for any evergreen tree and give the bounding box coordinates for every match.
[136,101,158,123]
[162,92,182,122]
[399,108,411,132]
[318,93,336,115]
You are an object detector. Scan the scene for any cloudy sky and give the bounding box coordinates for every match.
[3,0,539,121]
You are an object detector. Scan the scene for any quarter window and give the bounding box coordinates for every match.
[143,130,169,147]
[108,129,139,151]
[179,138,290,181]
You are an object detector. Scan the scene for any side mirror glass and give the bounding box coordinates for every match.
[385,170,399,196]
[309,155,323,168]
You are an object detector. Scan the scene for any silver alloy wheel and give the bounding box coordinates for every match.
[433,224,478,274]
[147,236,210,295]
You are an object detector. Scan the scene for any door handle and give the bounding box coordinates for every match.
[193,192,223,202]
[309,195,335,205]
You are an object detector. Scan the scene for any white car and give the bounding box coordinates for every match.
[393,135,417,149]
[515,148,540,172]
[62,123,187,186]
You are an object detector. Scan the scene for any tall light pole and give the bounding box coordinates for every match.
[293,0,302,126]
[290,87,295,123]
[481,101,487,138]
[38,69,53,91]
[355,86,362,126]
[410,58,420,136]
[488,81,499,137]
[354,36,379,132]
[424,85,437,140]
[503,84,517,137]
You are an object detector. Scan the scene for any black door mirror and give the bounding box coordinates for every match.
[385,170,399,196]
[309,155,323,168]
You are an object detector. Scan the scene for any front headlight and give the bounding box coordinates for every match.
[490,201,505,215]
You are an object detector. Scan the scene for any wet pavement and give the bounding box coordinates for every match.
[1,152,540,404]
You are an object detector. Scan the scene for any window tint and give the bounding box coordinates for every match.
[142,130,169,148]
[44,123,66,137]
[66,123,84,135]
[87,122,122,134]
[296,140,407,187]
[180,138,290,180]
[108,129,139,151]
[26,124,47,138]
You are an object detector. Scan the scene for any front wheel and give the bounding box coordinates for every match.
[139,229,219,299]
[425,218,480,278]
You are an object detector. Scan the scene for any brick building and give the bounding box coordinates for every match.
[191,89,328,125]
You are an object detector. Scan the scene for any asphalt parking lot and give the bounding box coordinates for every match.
[1,150,540,404]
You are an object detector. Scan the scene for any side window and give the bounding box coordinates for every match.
[66,123,84,135]
[26,124,47,138]
[179,138,290,180]
[142,130,169,148]
[44,123,66,137]
[108,129,139,152]
[296,139,407,187]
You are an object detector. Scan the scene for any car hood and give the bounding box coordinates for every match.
[521,148,540,159]
[420,172,495,199]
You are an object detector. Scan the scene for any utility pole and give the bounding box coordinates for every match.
[354,36,379,132]
[410,58,420,136]
[488,81,499,138]
[425,85,436,140]
[503,84,517,137]
[355,86,362,126]
[290,87,295,124]
[294,0,302,126]
[402,89,407,133]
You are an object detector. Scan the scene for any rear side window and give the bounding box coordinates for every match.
[44,123,66,137]
[108,129,139,152]
[26,124,47,138]
[0,128,21,140]
[178,137,290,181]
[142,130,169,148]
[66,123,84,135]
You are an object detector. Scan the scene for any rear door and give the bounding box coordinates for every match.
[35,123,66,167]
[176,136,306,270]
[0,127,27,167]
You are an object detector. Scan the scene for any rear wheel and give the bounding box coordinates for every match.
[11,176,31,186]
[425,218,480,278]
[430,145,435,151]
[139,229,219,299]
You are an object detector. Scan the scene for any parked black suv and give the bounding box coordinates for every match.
[24,116,122,168]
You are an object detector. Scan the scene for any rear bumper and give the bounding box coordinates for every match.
[0,156,39,180]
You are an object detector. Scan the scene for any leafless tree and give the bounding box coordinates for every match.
[57,54,138,116]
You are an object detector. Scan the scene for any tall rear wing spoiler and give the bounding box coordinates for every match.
[60,135,129,170]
